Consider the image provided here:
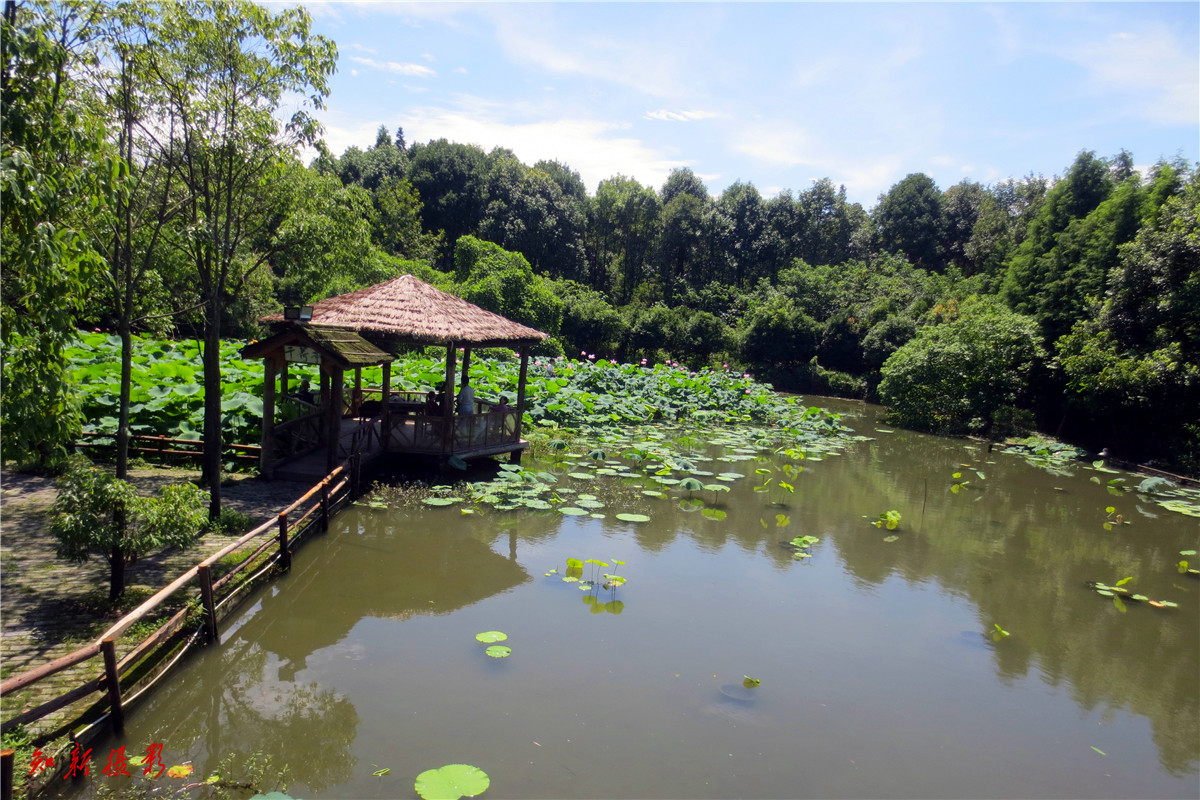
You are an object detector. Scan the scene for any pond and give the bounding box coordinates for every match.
[68,400,1198,799]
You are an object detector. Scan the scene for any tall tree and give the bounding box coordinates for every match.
[716,181,766,288]
[1,0,111,467]
[150,0,335,517]
[589,175,659,303]
[874,173,945,271]
[407,138,489,268]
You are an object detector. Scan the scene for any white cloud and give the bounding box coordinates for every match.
[348,56,436,78]
[398,99,689,192]
[645,109,719,123]
[731,123,817,168]
[1067,25,1199,126]
[348,42,376,55]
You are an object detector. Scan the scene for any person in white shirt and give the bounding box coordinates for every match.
[455,377,475,415]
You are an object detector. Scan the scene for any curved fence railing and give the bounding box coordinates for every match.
[0,457,363,799]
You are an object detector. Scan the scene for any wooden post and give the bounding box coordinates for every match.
[261,357,277,479]
[352,368,363,415]
[100,638,124,733]
[381,361,392,445]
[197,564,219,643]
[326,366,344,474]
[442,343,457,455]
[512,347,530,464]
[3,748,14,800]
[320,481,330,532]
[460,347,472,386]
[351,452,361,499]
[278,513,291,571]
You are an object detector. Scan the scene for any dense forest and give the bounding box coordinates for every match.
[4,0,1198,477]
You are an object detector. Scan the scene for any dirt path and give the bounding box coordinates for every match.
[0,466,314,742]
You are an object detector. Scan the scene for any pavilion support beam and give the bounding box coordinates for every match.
[352,368,363,415]
[261,357,277,479]
[512,346,530,464]
[442,344,457,455]
[460,347,472,387]
[326,365,344,474]
[381,361,392,444]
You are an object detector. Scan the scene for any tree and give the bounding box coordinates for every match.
[878,296,1044,435]
[874,173,945,270]
[150,0,336,517]
[1,0,111,468]
[270,162,390,305]
[558,281,627,358]
[740,295,821,372]
[373,174,439,262]
[716,181,766,288]
[796,178,865,267]
[589,175,660,303]
[453,235,563,336]
[479,149,586,281]
[660,166,707,205]
[940,180,987,273]
[83,2,187,482]
[654,192,705,305]
[407,139,489,268]
[51,459,207,598]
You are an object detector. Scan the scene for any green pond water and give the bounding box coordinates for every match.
[67,400,1198,799]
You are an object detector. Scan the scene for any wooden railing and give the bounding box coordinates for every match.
[76,433,260,466]
[272,411,322,461]
[0,459,362,797]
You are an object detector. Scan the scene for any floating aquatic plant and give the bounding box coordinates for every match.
[414,764,490,800]
[871,510,902,531]
[475,631,508,643]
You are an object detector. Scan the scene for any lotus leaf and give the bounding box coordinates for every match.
[414,764,491,800]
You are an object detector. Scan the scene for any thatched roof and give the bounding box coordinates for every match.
[242,325,393,369]
[264,275,548,347]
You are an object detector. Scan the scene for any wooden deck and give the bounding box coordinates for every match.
[272,410,527,482]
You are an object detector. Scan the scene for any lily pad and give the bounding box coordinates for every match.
[559,507,588,516]
[475,631,508,643]
[485,645,512,658]
[615,513,651,523]
[701,508,727,521]
[414,764,491,800]
[423,497,460,507]
[567,472,596,481]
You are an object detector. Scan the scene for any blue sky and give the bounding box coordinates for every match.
[285,1,1198,208]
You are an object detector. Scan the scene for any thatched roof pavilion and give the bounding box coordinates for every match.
[246,275,548,478]
[272,274,547,347]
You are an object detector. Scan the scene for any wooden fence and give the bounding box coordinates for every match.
[75,432,260,467]
[0,457,362,799]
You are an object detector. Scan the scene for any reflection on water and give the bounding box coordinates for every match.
[71,400,1198,799]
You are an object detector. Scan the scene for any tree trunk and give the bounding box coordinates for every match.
[109,544,125,600]
[116,318,133,480]
[203,300,223,520]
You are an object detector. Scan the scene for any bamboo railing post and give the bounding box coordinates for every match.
[100,638,124,733]
[278,512,291,571]
[2,748,14,800]
[351,452,361,499]
[197,564,219,644]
